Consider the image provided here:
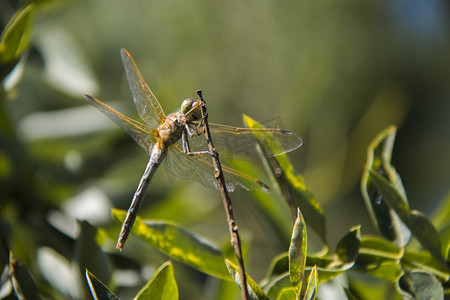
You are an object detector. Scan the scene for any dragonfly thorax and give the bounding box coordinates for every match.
[157,113,185,145]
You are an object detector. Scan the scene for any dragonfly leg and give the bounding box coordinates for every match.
[182,131,212,156]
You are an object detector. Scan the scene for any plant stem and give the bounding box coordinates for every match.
[196,90,249,300]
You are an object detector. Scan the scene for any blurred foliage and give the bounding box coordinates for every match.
[1,0,450,299]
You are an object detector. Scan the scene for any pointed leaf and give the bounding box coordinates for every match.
[225,259,269,300]
[0,4,34,63]
[289,208,307,295]
[302,265,318,300]
[369,170,446,266]
[9,252,41,300]
[112,209,229,280]
[334,226,361,267]
[397,270,443,300]
[243,115,327,246]
[134,261,178,300]
[86,270,119,300]
[361,126,411,247]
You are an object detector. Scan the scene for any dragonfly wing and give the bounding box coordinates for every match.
[165,141,269,193]
[120,48,165,129]
[85,95,156,155]
[187,123,302,160]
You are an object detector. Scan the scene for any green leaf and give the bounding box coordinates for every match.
[265,273,292,299]
[289,207,307,295]
[134,261,178,300]
[302,265,318,300]
[397,270,443,300]
[369,170,447,266]
[335,226,361,267]
[277,287,297,300]
[9,251,41,300]
[243,115,327,246]
[0,4,34,63]
[361,126,411,247]
[225,259,269,300]
[402,251,450,281]
[363,260,403,282]
[86,270,119,300]
[359,236,402,259]
[112,209,229,280]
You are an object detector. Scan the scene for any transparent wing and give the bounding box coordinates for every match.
[187,123,303,160]
[120,48,165,129]
[165,141,269,193]
[85,95,156,155]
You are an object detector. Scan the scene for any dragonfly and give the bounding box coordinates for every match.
[85,48,302,250]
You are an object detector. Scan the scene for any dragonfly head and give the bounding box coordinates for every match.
[181,98,202,122]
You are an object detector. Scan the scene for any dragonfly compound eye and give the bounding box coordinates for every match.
[181,98,195,114]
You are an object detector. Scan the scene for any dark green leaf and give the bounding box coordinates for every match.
[397,270,443,300]
[9,252,41,300]
[369,170,447,266]
[112,209,229,280]
[243,115,327,246]
[289,207,307,295]
[134,261,178,300]
[335,226,361,267]
[361,126,411,247]
[0,4,34,63]
[86,270,119,300]
[74,221,111,299]
[225,259,269,300]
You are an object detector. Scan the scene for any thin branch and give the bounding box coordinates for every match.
[196,90,249,300]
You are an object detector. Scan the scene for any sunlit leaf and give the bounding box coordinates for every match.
[302,265,318,300]
[134,261,178,300]
[225,259,269,300]
[289,207,307,295]
[243,115,327,247]
[86,270,119,300]
[361,126,411,247]
[112,209,229,280]
[397,270,443,300]
[9,251,41,300]
[0,4,34,63]
[369,170,446,266]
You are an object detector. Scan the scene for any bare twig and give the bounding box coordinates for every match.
[196,90,249,300]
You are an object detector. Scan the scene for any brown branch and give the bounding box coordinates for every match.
[196,90,249,300]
